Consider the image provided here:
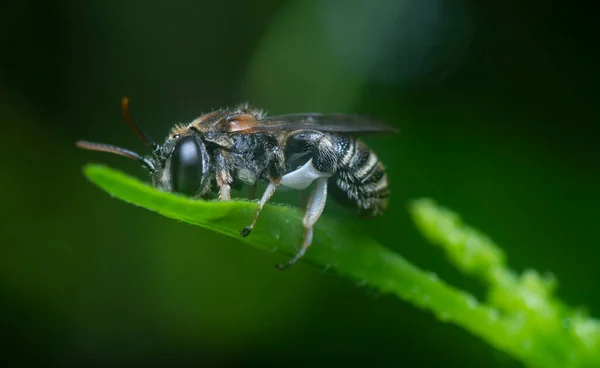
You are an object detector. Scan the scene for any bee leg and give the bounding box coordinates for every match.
[277,177,328,270]
[240,145,284,236]
[218,184,231,201]
[240,181,278,236]
[216,150,233,201]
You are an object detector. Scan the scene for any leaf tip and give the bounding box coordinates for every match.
[82,163,109,180]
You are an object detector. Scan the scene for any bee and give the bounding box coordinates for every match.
[77,97,398,269]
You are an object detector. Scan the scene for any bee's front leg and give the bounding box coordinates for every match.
[215,150,233,201]
[240,146,284,236]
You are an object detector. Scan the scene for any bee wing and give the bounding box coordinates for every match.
[221,113,399,135]
[253,114,399,135]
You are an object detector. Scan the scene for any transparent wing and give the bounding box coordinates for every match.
[251,113,399,135]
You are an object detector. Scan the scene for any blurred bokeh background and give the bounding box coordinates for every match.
[1,0,598,366]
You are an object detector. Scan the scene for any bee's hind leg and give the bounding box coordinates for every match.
[277,177,328,270]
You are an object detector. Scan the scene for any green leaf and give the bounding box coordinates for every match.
[409,199,600,368]
[82,164,600,368]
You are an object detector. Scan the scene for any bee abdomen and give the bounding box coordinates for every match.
[330,136,390,217]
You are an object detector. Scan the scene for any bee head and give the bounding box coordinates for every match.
[154,133,210,196]
[76,97,210,197]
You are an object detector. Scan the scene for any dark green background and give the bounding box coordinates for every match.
[1,0,598,366]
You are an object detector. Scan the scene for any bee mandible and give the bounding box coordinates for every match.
[77,97,398,269]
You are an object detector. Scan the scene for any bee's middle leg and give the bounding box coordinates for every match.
[240,146,284,237]
[240,181,278,236]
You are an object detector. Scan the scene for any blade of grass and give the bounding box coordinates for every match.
[409,199,600,368]
[82,164,599,367]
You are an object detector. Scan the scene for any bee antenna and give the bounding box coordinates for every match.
[76,140,156,172]
[121,96,160,152]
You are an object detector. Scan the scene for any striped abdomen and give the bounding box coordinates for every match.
[329,135,390,217]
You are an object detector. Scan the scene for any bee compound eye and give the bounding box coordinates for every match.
[170,136,204,196]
